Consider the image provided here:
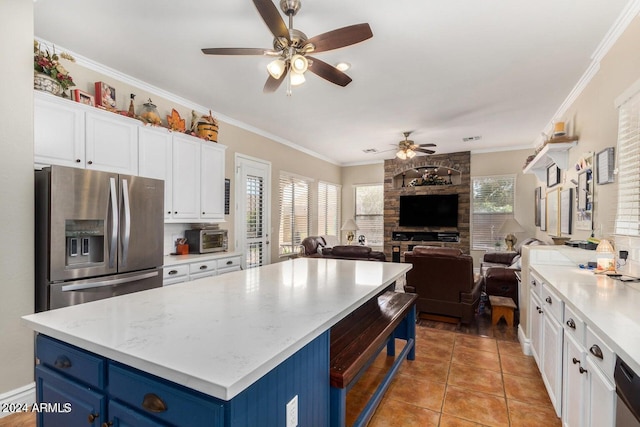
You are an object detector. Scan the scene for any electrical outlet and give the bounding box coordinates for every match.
[286,395,298,427]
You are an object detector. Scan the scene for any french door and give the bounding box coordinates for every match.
[235,154,271,269]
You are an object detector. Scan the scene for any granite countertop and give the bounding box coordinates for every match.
[22,258,411,400]
[530,264,640,375]
[163,251,242,266]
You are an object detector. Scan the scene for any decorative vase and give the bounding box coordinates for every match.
[34,72,62,96]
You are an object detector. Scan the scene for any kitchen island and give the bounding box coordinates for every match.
[23,258,411,426]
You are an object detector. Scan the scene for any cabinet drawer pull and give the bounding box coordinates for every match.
[76,159,81,163]
[226,260,232,265]
[142,393,168,413]
[545,296,552,304]
[579,367,588,374]
[566,318,576,329]
[101,422,112,427]
[54,355,72,369]
[168,270,178,276]
[531,280,536,286]
[88,413,99,423]
[87,160,93,165]
[572,357,580,365]
[199,265,208,270]
[590,345,604,360]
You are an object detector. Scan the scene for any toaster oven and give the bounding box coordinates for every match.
[185,229,228,254]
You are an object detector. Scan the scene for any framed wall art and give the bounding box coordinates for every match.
[94,81,117,111]
[71,89,95,106]
[534,187,542,226]
[540,197,547,231]
[561,188,573,235]
[547,163,561,187]
[576,169,593,231]
[596,147,615,185]
[547,188,560,236]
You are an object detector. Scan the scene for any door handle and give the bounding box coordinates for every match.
[108,178,118,269]
[61,270,159,291]
[121,179,131,265]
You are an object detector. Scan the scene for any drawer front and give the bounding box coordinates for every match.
[541,285,563,323]
[36,334,106,390]
[108,362,224,426]
[216,256,241,270]
[162,264,189,280]
[586,327,615,381]
[189,260,217,275]
[529,271,543,297]
[218,265,242,275]
[563,305,585,345]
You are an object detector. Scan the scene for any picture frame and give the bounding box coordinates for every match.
[540,197,547,231]
[94,81,117,110]
[577,170,589,211]
[71,89,95,106]
[547,163,561,187]
[534,187,541,226]
[561,188,573,235]
[546,188,560,236]
[596,147,615,185]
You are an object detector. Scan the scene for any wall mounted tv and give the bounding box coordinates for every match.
[399,194,459,227]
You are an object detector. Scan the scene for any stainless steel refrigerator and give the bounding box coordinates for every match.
[35,165,164,311]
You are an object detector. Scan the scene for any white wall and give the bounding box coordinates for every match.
[0,1,35,396]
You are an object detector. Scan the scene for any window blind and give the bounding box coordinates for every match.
[354,184,383,246]
[471,175,515,250]
[318,181,341,237]
[279,173,311,255]
[615,89,640,236]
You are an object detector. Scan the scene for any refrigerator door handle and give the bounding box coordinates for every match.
[61,270,159,292]
[109,177,119,268]
[121,178,131,265]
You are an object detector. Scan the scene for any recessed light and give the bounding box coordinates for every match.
[462,136,482,142]
[336,62,351,71]
[362,148,377,153]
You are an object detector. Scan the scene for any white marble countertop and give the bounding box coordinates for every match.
[22,258,410,400]
[163,251,242,266]
[530,263,640,375]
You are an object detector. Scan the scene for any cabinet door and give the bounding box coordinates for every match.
[171,134,200,220]
[86,110,138,174]
[139,127,173,219]
[529,291,543,366]
[34,92,85,168]
[542,311,563,416]
[107,400,168,427]
[586,357,616,427]
[200,143,226,221]
[563,333,587,427]
[36,365,106,427]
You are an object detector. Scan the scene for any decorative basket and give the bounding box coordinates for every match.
[196,121,219,142]
[34,73,62,96]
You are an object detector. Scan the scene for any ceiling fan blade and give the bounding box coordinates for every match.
[201,47,275,56]
[305,23,373,53]
[418,143,437,147]
[252,0,291,42]
[415,148,435,154]
[307,56,352,87]
[263,68,288,93]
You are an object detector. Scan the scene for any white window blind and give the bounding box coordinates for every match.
[279,173,311,255]
[615,89,640,236]
[354,184,383,246]
[471,175,515,250]
[318,181,341,237]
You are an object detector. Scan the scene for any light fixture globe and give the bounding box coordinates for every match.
[406,149,416,159]
[267,59,286,79]
[396,150,407,160]
[290,71,306,86]
[291,54,308,73]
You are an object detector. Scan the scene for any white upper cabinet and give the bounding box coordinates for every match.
[85,109,138,175]
[171,133,201,221]
[138,126,173,219]
[200,142,226,221]
[34,91,85,168]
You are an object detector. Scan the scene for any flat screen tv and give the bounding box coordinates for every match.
[399,194,458,227]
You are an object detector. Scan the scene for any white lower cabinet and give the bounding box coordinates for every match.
[542,307,563,415]
[163,254,242,286]
[586,355,616,427]
[563,332,588,427]
[530,290,543,365]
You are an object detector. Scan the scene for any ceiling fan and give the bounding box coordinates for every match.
[395,131,436,159]
[201,0,373,94]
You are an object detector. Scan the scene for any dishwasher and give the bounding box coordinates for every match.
[615,356,640,426]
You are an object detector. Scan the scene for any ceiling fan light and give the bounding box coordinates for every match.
[406,149,416,159]
[290,70,306,86]
[291,54,308,74]
[396,150,407,160]
[267,59,286,79]
[336,62,351,71]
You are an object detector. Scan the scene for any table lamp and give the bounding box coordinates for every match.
[341,219,359,245]
[596,239,615,271]
[498,218,525,251]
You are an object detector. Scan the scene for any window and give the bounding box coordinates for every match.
[354,184,383,246]
[318,181,341,237]
[471,175,515,250]
[278,173,311,255]
[615,84,640,236]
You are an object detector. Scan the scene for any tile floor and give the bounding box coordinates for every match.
[347,325,562,427]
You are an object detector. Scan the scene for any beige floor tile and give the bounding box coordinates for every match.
[455,334,499,353]
[443,385,509,427]
[387,373,446,412]
[346,390,370,426]
[448,362,505,396]
[497,340,525,357]
[440,413,490,427]
[398,354,451,384]
[508,399,561,427]
[414,336,455,360]
[452,345,501,372]
[500,353,540,379]
[349,366,386,396]
[503,373,553,407]
[369,398,441,427]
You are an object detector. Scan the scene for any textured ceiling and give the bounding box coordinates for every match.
[34,0,633,165]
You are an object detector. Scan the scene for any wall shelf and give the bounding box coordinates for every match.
[522,139,578,181]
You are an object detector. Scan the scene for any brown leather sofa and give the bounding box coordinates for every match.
[299,236,386,261]
[404,246,482,324]
[481,238,546,307]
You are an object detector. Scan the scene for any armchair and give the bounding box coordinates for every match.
[404,246,482,324]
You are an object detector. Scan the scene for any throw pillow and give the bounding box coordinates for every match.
[317,242,325,255]
[508,254,522,270]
